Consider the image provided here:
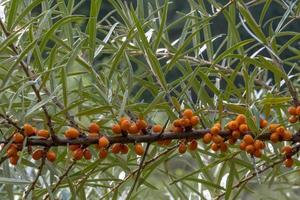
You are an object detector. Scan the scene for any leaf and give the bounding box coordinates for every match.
[0,177,30,184]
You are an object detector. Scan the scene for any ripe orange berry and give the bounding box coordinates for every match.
[69,144,81,151]
[243,135,254,145]
[239,124,248,134]
[211,143,219,151]
[120,144,129,154]
[23,123,35,136]
[232,130,241,139]
[210,126,220,135]
[136,119,147,130]
[254,149,262,158]
[98,136,109,148]
[190,116,200,126]
[13,133,24,143]
[111,143,121,154]
[288,115,298,123]
[37,129,49,138]
[9,155,19,165]
[296,106,300,115]
[173,119,182,127]
[269,124,280,132]
[120,120,131,131]
[259,119,268,128]
[64,127,80,139]
[172,126,183,133]
[181,118,191,127]
[288,106,297,115]
[227,121,238,130]
[283,131,292,141]
[281,145,292,154]
[112,124,122,134]
[89,122,100,133]
[183,109,193,119]
[220,143,228,152]
[134,143,144,156]
[212,135,224,144]
[83,149,92,160]
[153,124,163,133]
[6,146,17,157]
[203,133,212,144]
[188,140,198,151]
[270,132,279,143]
[239,141,247,150]
[254,140,264,149]
[72,148,83,160]
[32,149,44,160]
[178,143,187,154]
[284,158,294,168]
[88,132,99,139]
[236,114,246,125]
[276,126,285,134]
[128,123,139,134]
[99,149,108,159]
[46,151,56,162]
[245,145,255,154]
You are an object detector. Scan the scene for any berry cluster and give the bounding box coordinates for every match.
[288,106,300,123]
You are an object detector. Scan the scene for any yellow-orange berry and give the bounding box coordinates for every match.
[98,136,109,148]
[211,143,219,151]
[239,141,247,150]
[288,106,297,115]
[232,130,241,139]
[23,123,35,136]
[284,158,294,168]
[243,135,254,145]
[259,119,268,128]
[212,135,224,144]
[190,116,200,126]
[32,149,44,160]
[239,124,248,134]
[46,151,56,162]
[183,109,193,119]
[281,145,293,154]
[120,144,129,154]
[254,149,262,158]
[37,129,49,138]
[210,126,220,135]
[178,143,187,154]
[152,124,163,133]
[254,140,264,149]
[220,143,228,152]
[128,123,139,134]
[72,148,83,160]
[69,144,81,151]
[236,114,246,125]
[136,119,147,130]
[64,127,80,139]
[120,120,131,131]
[99,149,108,159]
[9,156,19,165]
[227,121,239,130]
[111,143,121,154]
[134,144,144,156]
[188,140,198,151]
[112,124,122,134]
[6,146,17,157]
[289,115,298,123]
[203,133,212,144]
[245,145,255,154]
[83,149,92,160]
[89,122,100,133]
[270,132,279,143]
[13,133,24,143]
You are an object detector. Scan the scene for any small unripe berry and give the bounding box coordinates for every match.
[239,124,248,134]
[243,135,254,145]
[64,127,80,139]
[152,124,162,133]
[46,151,56,162]
[112,124,122,134]
[284,158,293,168]
[188,140,198,151]
[288,106,297,115]
[99,149,108,159]
[236,114,246,125]
[23,123,35,136]
[37,129,49,138]
[178,143,187,154]
[13,133,24,143]
[32,149,44,160]
[98,136,109,148]
[190,116,200,126]
[183,109,193,119]
[136,119,147,130]
[83,149,92,160]
[120,120,131,131]
[89,122,100,133]
[72,148,84,160]
[203,133,212,144]
[9,155,19,165]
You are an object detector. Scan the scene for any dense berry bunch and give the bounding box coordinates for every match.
[288,106,300,123]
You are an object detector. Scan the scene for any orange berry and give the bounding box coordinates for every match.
[37,129,49,138]
[214,122,221,129]
[269,124,280,132]
[120,120,131,131]
[64,127,80,139]
[69,144,81,151]
[276,126,285,134]
[178,143,187,154]
[239,124,248,134]
[32,149,44,160]
[88,122,100,133]
[83,149,92,160]
[99,149,108,159]
[284,158,294,168]
[243,135,254,145]
[288,115,298,123]
[120,144,129,154]
[173,119,182,127]
[134,143,144,156]
[112,124,122,134]
[259,119,268,128]
[203,133,212,144]
[183,109,193,119]
[232,130,241,139]
[296,106,300,115]
[128,123,139,134]
[23,123,35,136]
[281,145,293,154]
[190,116,200,126]
[210,126,220,135]
[13,133,24,143]
[288,106,297,115]
[283,131,292,141]
[111,143,121,154]
[212,135,224,144]
[136,119,147,130]
[6,146,17,157]
[181,118,191,127]
[211,143,219,151]
[98,136,109,148]
[236,114,246,125]
[188,140,198,151]
[239,141,247,150]
[227,121,238,130]
[88,132,99,139]
[245,145,255,154]
[220,143,228,152]
[72,148,83,160]
[172,126,183,133]
[152,124,163,133]
[270,132,279,143]
[254,149,262,158]
[9,155,19,165]
[46,151,56,162]
[254,140,264,149]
